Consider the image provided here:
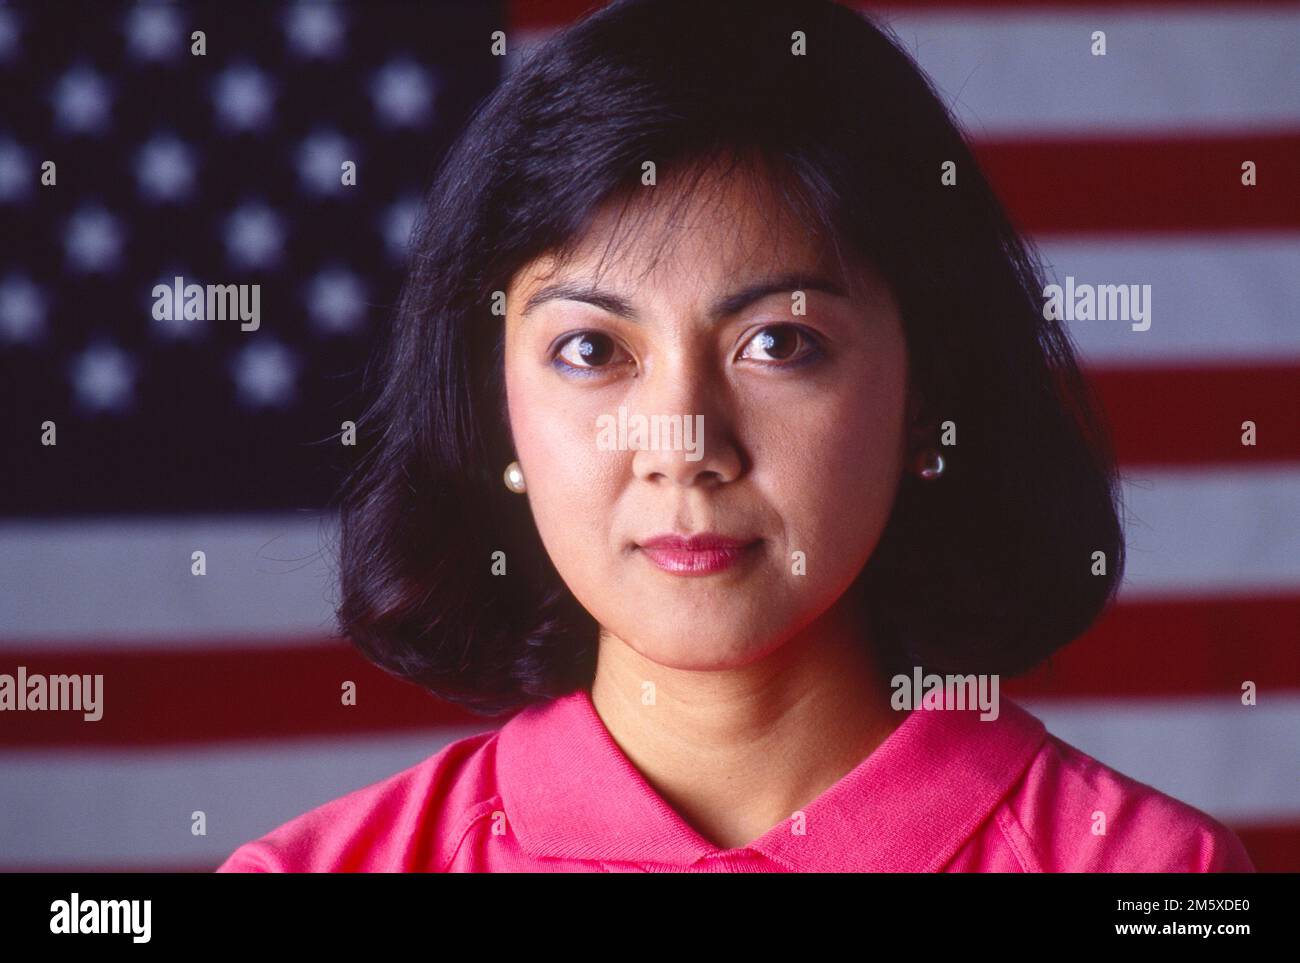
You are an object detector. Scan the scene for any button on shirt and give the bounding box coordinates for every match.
[216,688,1255,872]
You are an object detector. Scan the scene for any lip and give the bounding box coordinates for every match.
[635,533,760,576]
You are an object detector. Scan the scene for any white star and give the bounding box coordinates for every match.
[148,270,207,340]
[231,339,299,409]
[0,137,31,202]
[65,205,123,273]
[212,63,275,132]
[284,2,346,59]
[296,129,352,195]
[305,266,367,334]
[70,341,136,414]
[224,202,285,269]
[370,58,436,128]
[0,7,20,64]
[135,133,195,202]
[0,274,46,343]
[52,65,113,134]
[124,4,183,61]
[381,195,421,263]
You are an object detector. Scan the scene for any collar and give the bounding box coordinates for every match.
[496,687,1047,871]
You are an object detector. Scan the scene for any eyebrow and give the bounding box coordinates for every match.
[519,271,849,323]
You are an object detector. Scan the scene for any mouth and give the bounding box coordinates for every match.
[634,533,761,576]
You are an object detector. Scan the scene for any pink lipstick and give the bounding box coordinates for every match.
[636,533,759,575]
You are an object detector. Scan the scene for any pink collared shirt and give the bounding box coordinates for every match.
[216,689,1255,872]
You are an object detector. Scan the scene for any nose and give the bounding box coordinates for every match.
[628,355,744,488]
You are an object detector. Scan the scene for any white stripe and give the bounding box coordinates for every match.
[871,7,1300,135]
[0,514,339,645]
[1,469,1297,644]
[1019,695,1300,825]
[1037,236,1300,366]
[1,701,1293,868]
[0,726,492,867]
[1117,467,1300,599]
[512,10,1300,134]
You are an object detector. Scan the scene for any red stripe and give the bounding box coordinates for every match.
[975,133,1300,234]
[2,595,1295,745]
[509,0,603,30]
[1005,596,1300,699]
[1229,823,1300,873]
[1087,364,1300,467]
[508,0,1300,30]
[504,5,1300,234]
[0,640,502,749]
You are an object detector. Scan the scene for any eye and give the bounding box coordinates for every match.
[737,324,819,365]
[552,331,629,374]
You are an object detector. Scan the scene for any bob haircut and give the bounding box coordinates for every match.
[333,0,1126,717]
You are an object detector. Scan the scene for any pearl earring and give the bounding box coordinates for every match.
[913,448,945,480]
[503,461,527,494]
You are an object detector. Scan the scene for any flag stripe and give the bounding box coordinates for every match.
[878,7,1300,137]
[511,1,1300,31]
[1116,467,1300,597]
[2,697,1293,869]
[0,514,338,645]
[3,594,1296,748]
[0,728,490,868]
[2,469,1298,644]
[1006,595,1300,699]
[1230,823,1300,874]
[1089,364,1300,467]
[974,133,1300,234]
[1040,236,1300,366]
[1017,695,1300,824]
[0,862,223,874]
[0,642,489,748]
[509,5,1300,139]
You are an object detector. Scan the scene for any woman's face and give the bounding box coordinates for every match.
[503,168,910,670]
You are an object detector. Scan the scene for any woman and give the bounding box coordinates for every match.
[218,0,1254,872]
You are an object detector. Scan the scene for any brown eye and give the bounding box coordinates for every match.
[555,332,623,370]
[739,325,806,362]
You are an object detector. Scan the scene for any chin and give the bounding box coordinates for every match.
[619,620,786,670]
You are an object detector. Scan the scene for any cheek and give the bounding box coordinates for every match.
[505,346,582,476]
[750,344,908,566]
[827,367,908,490]
[504,358,622,552]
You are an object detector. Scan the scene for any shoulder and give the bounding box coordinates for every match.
[216,726,502,873]
[991,729,1255,872]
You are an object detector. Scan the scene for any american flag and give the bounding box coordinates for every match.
[1,0,1297,872]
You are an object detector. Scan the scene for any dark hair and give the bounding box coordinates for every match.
[332,0,1126,717]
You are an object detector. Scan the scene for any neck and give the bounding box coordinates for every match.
[589,595,903,852]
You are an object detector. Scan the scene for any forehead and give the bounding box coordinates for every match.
[509,159,843,300]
